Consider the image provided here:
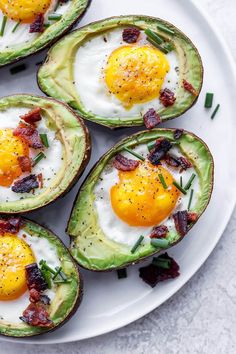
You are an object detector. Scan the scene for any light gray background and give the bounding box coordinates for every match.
[1,0,236,353]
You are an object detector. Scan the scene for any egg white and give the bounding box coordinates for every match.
[0,230,60,324]
[0,107,63,202]
[74,28,179,119]
[94,144,200,247]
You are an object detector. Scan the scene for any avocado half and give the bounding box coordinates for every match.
[0,95,90,213]
[67,129,214,271]
[38,15,203,128]
[0,0,92,67]
[0,218,82,338]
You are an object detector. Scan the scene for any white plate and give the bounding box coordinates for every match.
[1,0,236,344]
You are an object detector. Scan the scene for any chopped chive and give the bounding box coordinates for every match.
[152,257,171,269]
[173,181,187,195]
[53,266,62,280]
[33,152,46,166]
[39,260,56,275]
[204,92,214,108]
[151,238,169,248]
[0,16,7,37]
[40,133,49,148]
[53,279,72,284]
[147,37,169,54]
[10,63,27,75]
[180,176,183,187]
[41,269,52,289]
[158,173,167,189]
[44,23,51,28]
[188,189,194,210]
[48,13,62,21]
[117,268,127,279]
[124,147,145,161]
[211,104,220,119]
[55,267,68,281]
[157,24,175,35]
[145,29,163,44]
[12,21,20,33]
[131,235,144,254]
[184,173,196,190]
[163,42,174,52]
[54,1,60,11]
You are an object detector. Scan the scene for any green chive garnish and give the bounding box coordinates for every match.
[180,176,183,187]
[44,23,51,28]
[55,267,68,281]
[204,92,214,108]
[12,21,20,33]
[163,42,174,52]
[158,173,167,189]
[41,269,52,289]
[145,29,163,44]
[117,268,127,279]
[131,235,144,254]
[124,147,145,161]
[151,238,169,248]
[39,260,56,275]
[33,152,46,166]
[188,189,194,210]
[53,266,62,280]
[0,16,7,37]
[157,24,175,35]
[147,37,169,54]
[184,173,196,190]
[48,13,62,21]
[173,181,187,195]
[152,257,171,269]
[53,279,72,284]
[40,134,49,148]
[54,1,60,11]
[211,104,220,119]
[10,63,27,75]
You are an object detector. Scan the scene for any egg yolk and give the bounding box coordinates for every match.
[105,45,170,108]
[0,129,29,187]
[0,234,35,301]
[0,0,52,23]
[111,161,180,227]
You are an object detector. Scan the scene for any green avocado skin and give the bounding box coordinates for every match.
[67,129,214,271]
[0,0,91,67]
[38,15,203,128]
[0,219,82,338]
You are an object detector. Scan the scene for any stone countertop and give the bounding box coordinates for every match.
[1,0,236,353]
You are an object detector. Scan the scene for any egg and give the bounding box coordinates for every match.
[0,230,60,323]
[74,28,179,118]
[94,144,200,246]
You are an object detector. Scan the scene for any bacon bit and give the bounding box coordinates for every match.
[113,154,139,171]
[139,253,180,288]
[29,13,44,33]
[187,212,198,223]
[143,108,161,129]
[29,289,41,303]
[150,225,168,239]
[173,210,188,237]
[18,156,32,172]
[13,123,43,149]
[12,174,39,193]
[20,107,42,125]
[178,157,192,171]
[122,27,140,43]
[183,79,198,96]
[148,138,172,166]
[174,128,183,140]
[164,154,180,168]
[39,294,51,305]
[25,263,47,292]
[20,303,53,327]
[0,217,23,235]
[160,88,176,107]
[37,173,44,188]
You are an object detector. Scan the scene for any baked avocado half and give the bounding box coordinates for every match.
[0,0,91,67]
[38,15,203,128]
[0,95,90,213]
[0,217,82,337]
[67,129,214,271]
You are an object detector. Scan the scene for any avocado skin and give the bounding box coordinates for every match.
[0,218,83,338]
[0,0,92,68]
[38,15,203,129]
[67,129,214,272]
[0,94,91,214]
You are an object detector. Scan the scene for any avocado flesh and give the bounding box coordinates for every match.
[0,95,90,213]
[67,129,214,271]
[38,15,203,128]
[0,219,82,337]
[0,0,91,67]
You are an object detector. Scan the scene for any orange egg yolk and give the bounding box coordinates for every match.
[0,234,35,300]
[0,129,29,187]
[105,45,170,108]
[110,161,180,227]
[0,0,52,23]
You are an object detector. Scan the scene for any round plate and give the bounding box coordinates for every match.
[1,0,236,344]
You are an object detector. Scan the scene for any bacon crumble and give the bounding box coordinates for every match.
[143,108,161,129]
[183,79,198,96]
[187,212,198,223]
[25,263,48,292]
[20,303,53,328]
[13,123,44,149]
[18,156,32,172]
[164,154,181,168]
[12,174,39,193]
[173,210,188,237]
[29,13,44,33]
[122,27,141,43]
[148,138,172,166]
[178,157,192,171]
[37,173,44,188]
[113,154,139,171]
[20,107,42,125]
[150,225,168,239]
[174,128,183,140]
[0,217,23,235]
[160,88,176,107]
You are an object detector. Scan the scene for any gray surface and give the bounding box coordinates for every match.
[1,0,236,353]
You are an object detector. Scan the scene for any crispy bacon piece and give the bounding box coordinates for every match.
[178,157,192,171]
[37,173,44,188]
[0,217,22,235]
[187,212,198,223]
[150,225,168,239]
[139,253,180,288]
[148,138,172,166]
[160,88,176,107]
[173,210,188,237]
[122,27,140,43]
[174,128,183,140]
[18,156,32,172]
[164,154,180,168]
[183,79,198,96]
[29,289,41,303]
[143,108,161,129]
[29,13,44,33]
[25,263,48,292]
[20,107,42,125]
[13,123,43,149]
[20,303,53,327]
[12,174,39,193]
[113,154,139,171]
